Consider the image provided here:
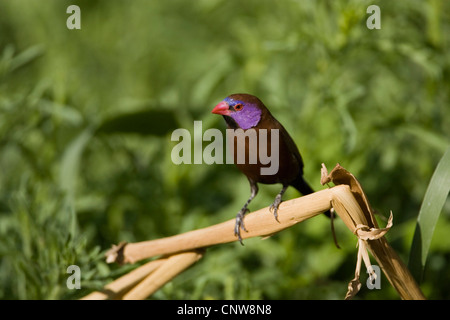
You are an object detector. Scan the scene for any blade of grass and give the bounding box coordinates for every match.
[59,128,93,198]
[408,145,450,282]
[59,128,93,237]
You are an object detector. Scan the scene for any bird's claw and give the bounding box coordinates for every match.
[234,208,249,245]
[269,199,282,222]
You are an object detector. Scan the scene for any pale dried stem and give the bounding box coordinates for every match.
[330,173,425,300]
[81,258,167,300]
[122,250,204,300]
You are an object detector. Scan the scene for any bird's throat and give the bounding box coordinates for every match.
[223,115,239,129]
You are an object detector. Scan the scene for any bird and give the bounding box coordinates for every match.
[211,93,333,245]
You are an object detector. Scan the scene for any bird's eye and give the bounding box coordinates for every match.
[234,104,243,111]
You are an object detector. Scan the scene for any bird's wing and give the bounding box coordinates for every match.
[272,118,304,171]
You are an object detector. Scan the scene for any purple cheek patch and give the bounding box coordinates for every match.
[230,103,262,130]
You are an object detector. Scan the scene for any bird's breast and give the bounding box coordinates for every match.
[228,127,301,184]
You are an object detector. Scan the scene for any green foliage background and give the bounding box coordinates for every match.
[0,0,449,299]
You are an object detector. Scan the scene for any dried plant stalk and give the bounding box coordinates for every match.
[325,164,425,300]
[367,237,424,299]
[81,258,167,300]
[121,250,204,300]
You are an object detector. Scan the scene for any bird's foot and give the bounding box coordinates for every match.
[234,208,249,245]
[269,196,283,222]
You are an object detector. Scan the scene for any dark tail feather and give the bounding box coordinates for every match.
[291,175,315,196]
[291,175,331,218]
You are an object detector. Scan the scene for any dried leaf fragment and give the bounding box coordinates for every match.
[345,212,393,299]
[105,241,127,264]
[354,212,393,240]
[345,276,362,300]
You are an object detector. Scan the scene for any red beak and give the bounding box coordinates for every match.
[212,101,231,116]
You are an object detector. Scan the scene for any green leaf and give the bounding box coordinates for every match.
[59,128,93,238]
[97,109,179,136]
[0,44,44,76]
[9,45,45,73]
[408,145,450,282]
[59,128,93,198]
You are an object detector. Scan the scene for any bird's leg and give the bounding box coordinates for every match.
[269,184,289,221]
[235,180,258,245]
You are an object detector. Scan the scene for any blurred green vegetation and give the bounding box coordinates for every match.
[0,0,449,300]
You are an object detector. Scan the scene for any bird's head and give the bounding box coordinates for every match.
[211,93,263,130]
